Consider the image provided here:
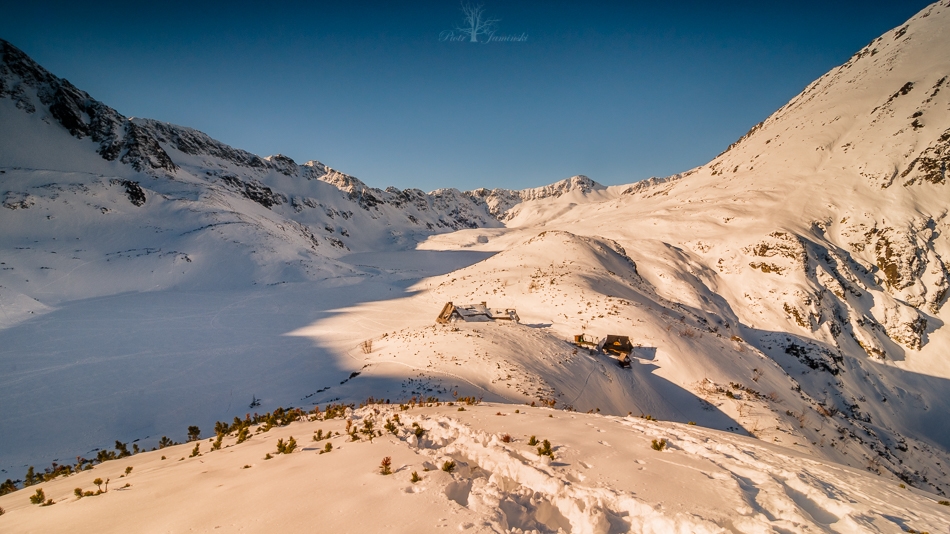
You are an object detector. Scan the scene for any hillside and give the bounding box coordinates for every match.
[1,403,948,533]
[2,1,950,525]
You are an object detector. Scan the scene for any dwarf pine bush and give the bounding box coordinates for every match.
[442,460,456,473]
[501,434,512,443]
[236,426,250,444]
[29,488,46,504]
[115,441,131,458]
[276,437,297,454]
[410,471,421,483]
[651,438,667,451]
[189,443,200,458]
[158,436,174,449]
[215,421,230,436]
[528,436,538,446]
[74,487,95,499]
[319,442,333,454]
[380,457,393,475]
[384,419,397,434]
[537,439,554,458]
[187,426,201,442]
[0,479,16,496]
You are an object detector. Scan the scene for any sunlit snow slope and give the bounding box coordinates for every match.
[2,0,950,508]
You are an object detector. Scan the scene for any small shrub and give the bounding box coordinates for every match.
[74,488,83,498]
[187,426,201,442]
[687,421,696,425]
[264,453,273,460]
[410,471,421,483]
[158,436,175,449]
[93,478,104,492]
[243,465,252,469]
[651,439,667,451]
[442,460,456,473]
[457,407,465,411]
[212,433,223,451]
[0,479,16,496]
[236,426,250,444]
[528,435,538,446]
[384,419,397,434]
[0,505,5,516]
[515,409,520,413]
[413,424,425,438]
[189,443,201,458]
[30,488,46,504]
[124,466,133,476]
[938,500,949,506]
[380,456,393,475]
[276,437,297,454]
[537,439,554,458]
[161,456,166,460]
[501,434,512,443]
[319,442,333,454]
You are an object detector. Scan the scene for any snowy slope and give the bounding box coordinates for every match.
[296,1,950,496]
[1,403,948,533]
[3,1,950,515]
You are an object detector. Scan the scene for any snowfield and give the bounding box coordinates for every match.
[0,403,947,533]
[3,1,950,531]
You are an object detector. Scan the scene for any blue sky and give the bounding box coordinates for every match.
[0,1,934,191]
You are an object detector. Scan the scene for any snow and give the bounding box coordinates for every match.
[1,403,947,533]
[3,1,950,530]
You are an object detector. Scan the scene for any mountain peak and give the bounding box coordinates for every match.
[705,1,950,189]
[0,39,177,174]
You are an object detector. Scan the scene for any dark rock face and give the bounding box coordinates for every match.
[110,180,146,207]
[139,119,266,169]
[0,39,176,174]
[902,128,949,185]
[218,175,285,209]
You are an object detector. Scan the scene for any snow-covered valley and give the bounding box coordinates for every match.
[3,1,950,531]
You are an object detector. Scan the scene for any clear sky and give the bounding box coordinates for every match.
[0,1,934,191]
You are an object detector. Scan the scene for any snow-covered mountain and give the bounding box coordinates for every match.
[1,36,598,308]
[2,1,950,522]
[298,1,950,497]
